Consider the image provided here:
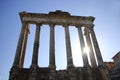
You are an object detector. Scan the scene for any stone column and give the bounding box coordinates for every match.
[76,26,89,67]
[84,27,97,68]
[89,25,103,66]
[13,21,27,67]
[19,24,30,68]
[77,26,93,80]
[89,25,110,80]
[64,25,74,68]
[49,24,56,69]
[31,24,41,66]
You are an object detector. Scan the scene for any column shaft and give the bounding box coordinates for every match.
[89,26,103,66]
[64,25,73,67]
[13,22,27,66]
[31,24,41,65]
[84,27,97,68]
[19,25,30,68]
[49,24,56,69]
[77,26,89,67]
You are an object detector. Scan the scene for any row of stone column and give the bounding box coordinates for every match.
[13,21,104,69]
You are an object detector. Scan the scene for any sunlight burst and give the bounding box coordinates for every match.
[83,46,89,53]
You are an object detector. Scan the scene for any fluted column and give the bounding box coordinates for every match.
[89,25,104,66]
[31,24,41,66]
[64,25,74,68]
[19,24,30,68]
[49,24,56,69]
[84,27,97,68]
[13,21,27,67]
[76,26,89,67]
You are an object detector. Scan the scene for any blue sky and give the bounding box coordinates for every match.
[0,0,120,80]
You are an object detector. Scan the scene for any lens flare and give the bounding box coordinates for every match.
[83,46,89,53]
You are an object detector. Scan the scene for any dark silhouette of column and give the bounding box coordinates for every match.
[49,24,56,69]
[13,22,27,67]
[19,24,30,68]
[89,25,104,66]
[76,26,89,67]
[31,24,41,66]
[84,27,97,68]
[64,24,74,68]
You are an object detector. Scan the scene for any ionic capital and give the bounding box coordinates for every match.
[36,23,42,27]
[22,21,27,24]
[84,27,90,35]
[76,24,82,28]
[85,24,94,28]
[49,23,55,27]
[63,24,69,27]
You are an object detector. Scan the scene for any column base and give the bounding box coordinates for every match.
[67,64,74,70]
[49,64,56,70]
[49,64,56,80]
[9,65,20,80]
[98,66,111,80]
[93,65,110,80]
[29,64,39,80]
[83,66,93,80]
[30,64,39,70]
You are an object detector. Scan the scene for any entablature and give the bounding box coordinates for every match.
[20,10,95,27]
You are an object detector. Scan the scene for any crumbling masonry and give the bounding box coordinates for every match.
[9,10,110,80]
